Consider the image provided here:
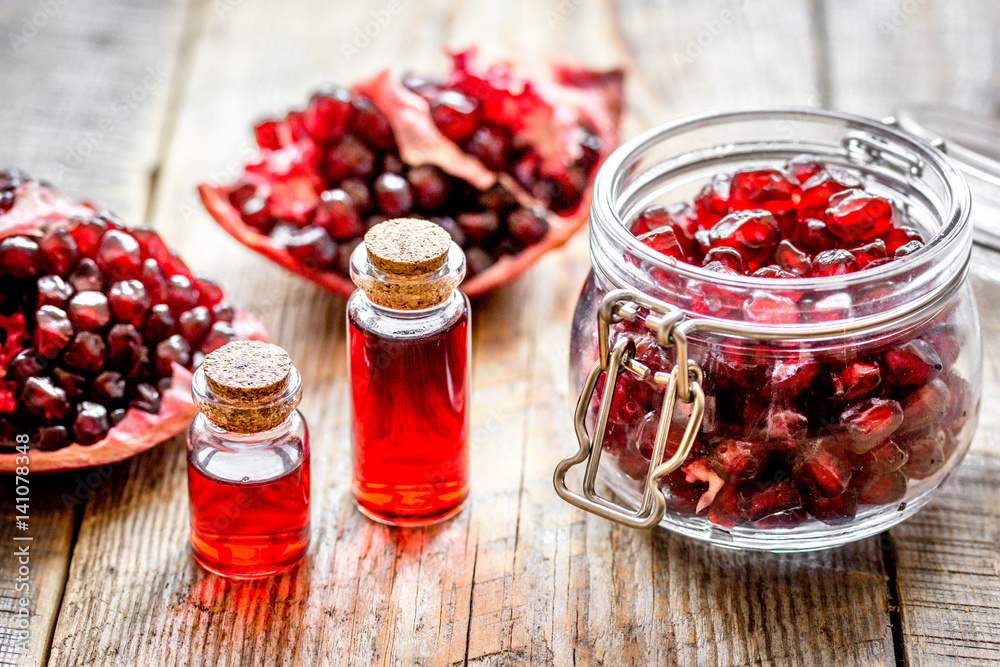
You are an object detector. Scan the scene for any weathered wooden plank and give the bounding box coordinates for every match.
[0,1,191,665]
[822,0,1000,118]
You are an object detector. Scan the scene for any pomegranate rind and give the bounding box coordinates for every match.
[0,182,269,472]
[199,53,624,297]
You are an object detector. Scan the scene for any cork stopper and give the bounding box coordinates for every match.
[196,341,299,433]
[364,218,452,276]
[353,218,465,310]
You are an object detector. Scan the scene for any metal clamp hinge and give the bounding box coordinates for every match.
[553,290,704,529]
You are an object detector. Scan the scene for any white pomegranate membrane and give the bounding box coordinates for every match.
[593,155,971,529]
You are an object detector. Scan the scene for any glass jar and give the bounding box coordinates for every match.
[556,109,982,551]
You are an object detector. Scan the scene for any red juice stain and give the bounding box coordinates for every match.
[349,310,469,525]
[187,445,309,578]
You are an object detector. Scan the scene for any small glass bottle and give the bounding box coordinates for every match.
[187,340,310,577]
[348,218,471,526]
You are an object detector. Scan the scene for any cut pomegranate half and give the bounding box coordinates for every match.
[0,172,267,472]
[199,49,624,296]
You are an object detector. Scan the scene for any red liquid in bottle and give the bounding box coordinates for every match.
[349,309,469,525]
[187,442,310,578]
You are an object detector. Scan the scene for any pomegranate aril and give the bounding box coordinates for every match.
[68,217,107,257]
[798,167,861,215]
[193,275,224,307]
[304,85,352,144]
[348,96,395,151]
[381,154,405,175]
[921,324,961,367]
[313,188,364,239]
[457,211,500,244]
[139,259,167,303]
[900,429,946,479]
[200,321,236,354]
[465,124,511,172]
[35,306,74,359]
[894,240,924,258]
[807,489,859,524]
[729,169,800,215]
[708,209,780,271]
[702,246,744,273]
[773,239,811,276]
[254,119,282,150]
[63,331,107,374]
[831,361,881,402]
[740,480,803,523]
[143,304,175,343]
[856,470,907,505]
[0,236,40,280]
[825,190,894,242]
[90,370,126,404]
[431,90,480,143]
[6,349,45,385]
[34,425,69,451]
[107,323,144,370]
[67,291,110,332]
[228,180,273,232]
[73,401,110,445]
[840,397,904,453]
[178,306,212,344]
[882,225,922,254]
[21,376,70,419]
[809,249,859,277]
[743,291,798,325]
[95,230,142,280]
[38,227,79,275]
[794,441,851,498]
[764,408,809,444]
[52,367,87,400]
[898,378,951,436]
[68,258,104,292]
[884,339,942,386]
[751,265,797,280]
[373,172,414,217]
[165,275,199,315]
[507,207,549,246]
[784,155,825,184]
[706,484,745,527]
[407,165,451,210]
[771,357,819,397]
[849,239,888,269]
[707,439,763,482]
[129,382,161,413]
[808,292,853,322]
[862,439,909,475]
[694,174,730,228]
[36,275,73,309]
[639,227,685,261]
[106,280,151,326]
[155,335,191,376]
[323,134,376,182]
[285,226,338,269]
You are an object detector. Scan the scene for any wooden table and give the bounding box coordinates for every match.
[1,0,999,664]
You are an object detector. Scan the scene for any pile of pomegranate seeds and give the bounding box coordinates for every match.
[202,50,623,294]
[590,156,972,529]
[633,155,925,280]
[0,170,261,456]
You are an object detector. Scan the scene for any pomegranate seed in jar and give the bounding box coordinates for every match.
[728,169,801,215]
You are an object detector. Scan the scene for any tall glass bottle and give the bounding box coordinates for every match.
[187,340,310,577]
[347,218,471,526]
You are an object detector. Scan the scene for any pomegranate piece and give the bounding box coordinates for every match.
[705,483,746,528]
[743,291,798,324]
[855,470,907,505]
[831,361,881,402]
[773,239,811,276]
[898,378,951,436]
[883,339,942,386]
[694,174,730,228]
[840,397,904,453]
[764,408,809,444]
[809,249,859,277]
[702,246,744,273]
[740,479,803,523]
[824,190,894,242]
[894,240,924,258]
[794,440,852,498]
[849,239,888,270]
[771,356,820,397]
[729,169,801,215]
[798,167,861,215]
[861,440,909,476]
[708,209,780,271]
[0,173,267,471]
[784,155,825,184]
[807,489,859,525]
[882,225,922,254]
[639,227,686,261]
[0,236,40,280]
[707,439,764,482]
[899,430,947,479]
[200,51,623,297]
[790,218,837,254]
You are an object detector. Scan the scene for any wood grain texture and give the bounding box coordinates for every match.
[6,0,1000,664]
[0,1,191,665]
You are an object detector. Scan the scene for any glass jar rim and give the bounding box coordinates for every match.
[592,108,972,291]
